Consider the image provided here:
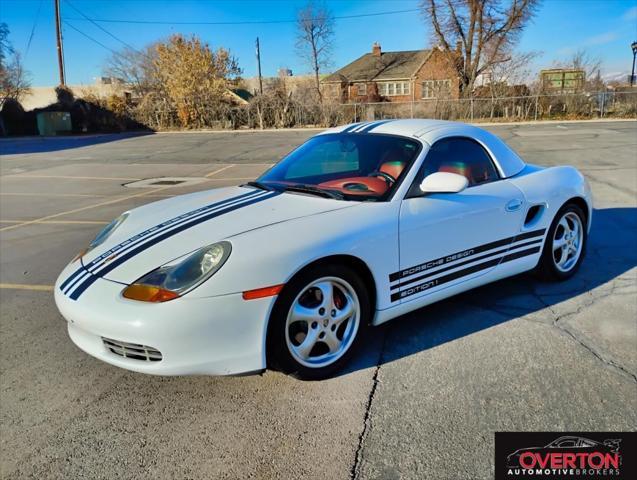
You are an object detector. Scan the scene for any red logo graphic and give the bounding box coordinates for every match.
[495,432,635,480]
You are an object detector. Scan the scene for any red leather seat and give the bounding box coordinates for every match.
[379,160,406,180]
[438,162,474,184]
[377,148,408,180]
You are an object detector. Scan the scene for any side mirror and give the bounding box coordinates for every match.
[419,172,468,194]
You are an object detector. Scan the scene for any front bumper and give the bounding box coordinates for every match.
[55,274,275,376]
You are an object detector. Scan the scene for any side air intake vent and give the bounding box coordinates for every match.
[524,205,544,227]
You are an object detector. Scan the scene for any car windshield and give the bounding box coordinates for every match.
[254,133,421,201]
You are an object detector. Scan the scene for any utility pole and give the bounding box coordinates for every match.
[256,37,263,95]
[54,0,66,85]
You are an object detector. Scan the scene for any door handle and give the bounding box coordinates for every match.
[505,199,523,212]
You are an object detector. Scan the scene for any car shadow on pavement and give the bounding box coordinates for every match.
[0,131,154,155]
[339,207,637,377]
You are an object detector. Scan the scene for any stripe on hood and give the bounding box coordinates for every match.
[62,189,278,301]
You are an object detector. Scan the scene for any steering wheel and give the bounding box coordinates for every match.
[368,170,397,186]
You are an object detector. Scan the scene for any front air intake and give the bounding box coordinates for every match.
[102,337,162,362]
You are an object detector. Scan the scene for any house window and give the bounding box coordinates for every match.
[379,81,410,97]
[355,83,367,96]
[421,79,451,99]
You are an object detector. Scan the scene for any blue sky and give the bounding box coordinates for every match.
[2,0,636,86]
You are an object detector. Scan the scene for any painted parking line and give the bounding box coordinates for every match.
[203,177,254,181]
[232,163,275,167]
[204,164,235,178]
[1,192,113,198]
[0,283,54,292]
[2,175,140,181]
[0,219,109,225]
[0,192,175,199]
[0,187,169,233]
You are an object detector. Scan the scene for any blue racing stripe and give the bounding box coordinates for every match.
[358,120,394,133]
[68,191,280,300]
[59,264,88,292]
[348,122,372,132]
[59,189,262,292]
[84,190,262,272]
[341,122,364,133]
[62,270,91,295]
[72,190,269,290]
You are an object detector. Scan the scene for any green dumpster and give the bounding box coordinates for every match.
[36,111,72,136]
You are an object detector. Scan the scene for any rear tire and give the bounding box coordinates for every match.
[535,203,587,281]
[266,264,370,380]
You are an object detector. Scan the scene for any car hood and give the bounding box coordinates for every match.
[81,186,355,284]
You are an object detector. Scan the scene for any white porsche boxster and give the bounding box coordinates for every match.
[55,119,592,379]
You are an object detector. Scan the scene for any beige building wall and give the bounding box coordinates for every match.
[242,75,315,95]
[20,80,130,110]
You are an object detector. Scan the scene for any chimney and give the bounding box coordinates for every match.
[372,42,381,57]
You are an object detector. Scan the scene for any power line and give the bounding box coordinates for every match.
[63,0,140,53]
[24,0,44,59]
[63,20,121,57]
[61,8,420,26]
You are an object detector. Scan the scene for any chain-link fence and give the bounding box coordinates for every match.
[128,90,637,131]
[335,90,637,125]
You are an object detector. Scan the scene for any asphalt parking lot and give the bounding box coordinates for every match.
[1,120,636,479]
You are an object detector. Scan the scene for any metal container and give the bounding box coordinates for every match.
[36,111,72,136]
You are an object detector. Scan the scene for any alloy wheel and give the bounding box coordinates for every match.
[552,211,584,273]
[285,276,360,369]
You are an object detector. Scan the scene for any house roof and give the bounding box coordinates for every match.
[223,88,251,105]
[323,50,431,83]
[231,88,253,102]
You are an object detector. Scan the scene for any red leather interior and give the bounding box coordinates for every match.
[318,177,389,195]
[438,164,473,183]
[379,161,405,179]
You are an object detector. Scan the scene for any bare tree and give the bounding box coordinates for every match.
[482,50,538,95]
[296,1,334,101]
[103,44,161,96]
[0,23,31,106]
[421,0,540,96]
[0,23,11,65]
[569,49,602,79]
[553,49,603,89]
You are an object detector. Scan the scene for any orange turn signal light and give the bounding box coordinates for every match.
[123,284,180,303]
[242,284,284,300]
[72,248,88,263]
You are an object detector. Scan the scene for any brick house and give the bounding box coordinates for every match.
[322,43,461,103]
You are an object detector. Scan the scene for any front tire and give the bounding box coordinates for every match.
[536,203,587,281]
[267,264,370,380]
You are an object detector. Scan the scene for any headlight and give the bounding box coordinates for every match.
[122,241,231,302]
[74,212,129,260]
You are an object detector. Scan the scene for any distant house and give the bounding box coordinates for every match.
[322,42,461,103]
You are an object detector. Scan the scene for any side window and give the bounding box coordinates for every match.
[556,439,577,447]
[419,137,500,187]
